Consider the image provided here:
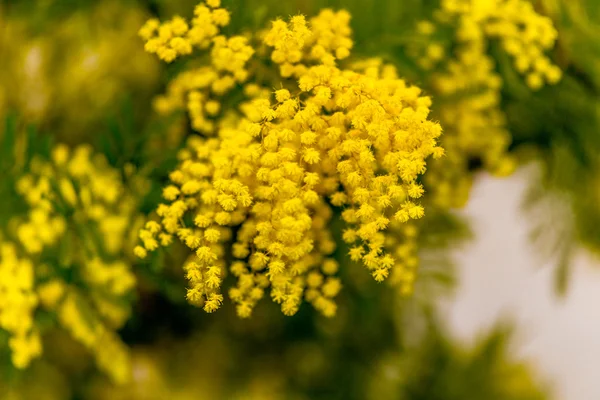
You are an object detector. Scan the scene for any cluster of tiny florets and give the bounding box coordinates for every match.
[136,2,444,318]
[0,144,142,382]
[441,0,561,89]
[408,0,561,208]
[139,0,230,62]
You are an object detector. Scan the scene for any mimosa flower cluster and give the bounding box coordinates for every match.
[408,0,561,208]
[0,144,144,383]
[137,1,444,318]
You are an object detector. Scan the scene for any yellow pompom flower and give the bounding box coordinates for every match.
[138,2,443,318]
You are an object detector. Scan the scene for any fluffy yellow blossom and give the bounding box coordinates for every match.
[0,143,143,382]
[139,1,232,62]
[139,3,443,318]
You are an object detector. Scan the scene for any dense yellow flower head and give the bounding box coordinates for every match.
[138,2,443,318]
[0,144,144,383]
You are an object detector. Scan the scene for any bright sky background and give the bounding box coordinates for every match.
[441,169,600,400]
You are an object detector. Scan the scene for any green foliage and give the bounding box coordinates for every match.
[389,324,548,400]
[507,0,600,293]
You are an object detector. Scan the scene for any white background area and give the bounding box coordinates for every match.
[440,169,600,400]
